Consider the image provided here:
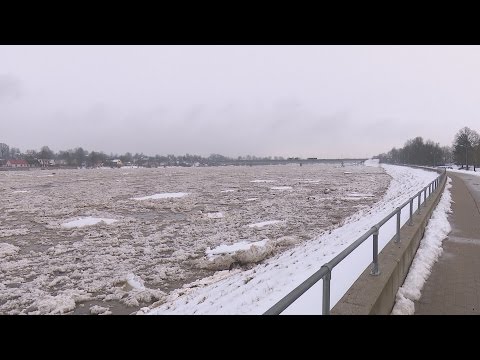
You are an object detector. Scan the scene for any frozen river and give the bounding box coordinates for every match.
[0,163,390,314]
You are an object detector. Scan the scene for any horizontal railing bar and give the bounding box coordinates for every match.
[264,266,330,315]
[327,227,377,268]
[376,208,399,228]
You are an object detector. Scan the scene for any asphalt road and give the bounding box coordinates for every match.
[415,171,480,314]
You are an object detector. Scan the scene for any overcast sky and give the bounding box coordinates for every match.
[1,45,479,158]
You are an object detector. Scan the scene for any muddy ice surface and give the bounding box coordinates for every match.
[0,164,389,314]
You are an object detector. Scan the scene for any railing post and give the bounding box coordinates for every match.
[370,226,380,275]
[409,198,413,226]
[428,184,431,197]
[322,267,331,315]
[423,188,427,207]
[395,207,401,243]
[417,192,421,214]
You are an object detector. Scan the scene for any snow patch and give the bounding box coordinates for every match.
[31,290,91,315]
[247,220,284,228]
[206,239,269,257]
[245,198,258,202]
[207,212,224,219]
[12,190,29,194]
[448,169,480,177]
[220,189,235,193]
[273,236,301,247]
[132,192,188,200]
[90,305,111,315]
[199,239,274,270]
[391,177,453,315]
[250,179,276,183]
[270,186,292,190]
[125,273,146,290]
[0,228,29,238]
[346,192,374,198]
[115,273,166,307]
[61,217,118,229]
[0,243,20,257]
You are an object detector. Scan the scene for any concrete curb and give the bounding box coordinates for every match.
[331,170,447,315]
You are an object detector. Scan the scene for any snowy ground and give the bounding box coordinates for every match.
[0,163,390,314]
[145,162,438,314]
[447,168,480,177]
[391,177,452,315]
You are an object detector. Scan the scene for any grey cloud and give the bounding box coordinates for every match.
[2,45,480,158]
[0,74,21,101]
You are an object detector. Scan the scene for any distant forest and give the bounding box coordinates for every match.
[0,142,298,168]
[376,126,480,170]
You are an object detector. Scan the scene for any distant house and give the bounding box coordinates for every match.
[38,159,55,167]
[6,159,29,168]
[111,159,123,168]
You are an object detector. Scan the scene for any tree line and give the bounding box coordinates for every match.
[0,143,289,168]
[377,126,480,170]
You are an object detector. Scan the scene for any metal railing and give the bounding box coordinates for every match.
[264,168,446,315]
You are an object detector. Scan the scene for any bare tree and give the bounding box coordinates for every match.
[39,146,54,160]
[453,127,480,170]
[74,147,87,167]
[0,143,9,159]
[441,146,453,164]
[474,143,480,171]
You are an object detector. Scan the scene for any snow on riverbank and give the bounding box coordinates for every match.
[147,162,439,314]
[391,177,452,315]
[448,168,480,177]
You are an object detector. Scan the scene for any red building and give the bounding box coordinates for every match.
[6,159,29,168]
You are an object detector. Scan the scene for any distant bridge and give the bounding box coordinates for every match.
[211,158,369,166]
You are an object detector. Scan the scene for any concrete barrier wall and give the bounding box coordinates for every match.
[331,170,447,315]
